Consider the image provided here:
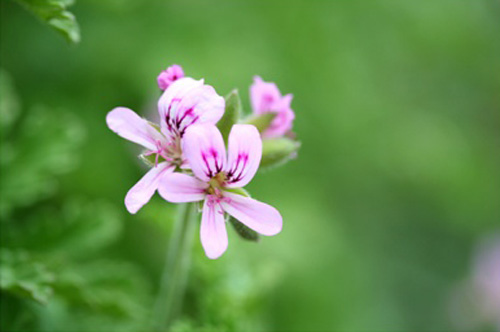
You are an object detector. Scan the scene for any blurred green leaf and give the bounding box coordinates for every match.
[244,113,276,134]
[260,137,300,170]
[14,0,80,43]
[0,106,85,219]
[54,261,151,318]
[217,90,242,143]
[187,254,280,331]
[0,249,55,304]
[34,261,152,332]
[2,199,122,259]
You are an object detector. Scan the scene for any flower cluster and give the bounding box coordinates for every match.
[106,65,299,259]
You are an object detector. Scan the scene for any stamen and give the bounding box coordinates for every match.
[206,194,228,216]
[143,139,177,167]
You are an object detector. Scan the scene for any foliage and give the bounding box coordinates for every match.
[170,253,280,332]
[0,249,55,305]
[13,0,80,43]
[0,70,151,331]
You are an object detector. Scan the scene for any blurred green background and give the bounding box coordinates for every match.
[1,0,500,331]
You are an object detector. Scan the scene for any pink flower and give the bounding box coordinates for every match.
[157,64,185,91]
[448,235,500,331]
[472,236,500,326]
[250,76,295,138]
[106,77,224,214]
[158,124,283,259]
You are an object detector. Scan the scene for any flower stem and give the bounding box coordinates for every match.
[152,202,197,331]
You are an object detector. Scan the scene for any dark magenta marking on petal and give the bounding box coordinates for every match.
[201,153,213,178]
[227,152,249,183]
[176,108,193,128]
[187,115,200,127]
[165,98,183,133]
[179,115,199,137]
[209,148,223,173]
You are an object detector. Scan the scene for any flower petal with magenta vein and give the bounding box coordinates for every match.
[182,124,226,182]
[158,78,224,138]
[225,124,262,188]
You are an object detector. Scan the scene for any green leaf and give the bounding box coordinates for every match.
[14,0,81,44]
[54,261,151,318]
[217,90,242,142]
[261,137,300,170]
[35,260,152,332]
[0,249,55,304]
[0,106,85,219]
[2,199,122,259]
[244,112,277,134]
[228,217,260,242]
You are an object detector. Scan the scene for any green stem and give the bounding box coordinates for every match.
[152,203,197,331]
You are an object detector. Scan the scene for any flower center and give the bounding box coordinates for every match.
[163,136,183,166]
[206,174,232,214]
[206,172,227,197]
[144,137,184,167]
[206,194,231,214]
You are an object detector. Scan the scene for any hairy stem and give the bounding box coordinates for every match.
[152,203,197,331]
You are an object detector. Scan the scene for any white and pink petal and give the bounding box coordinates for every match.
[158,77,224,138]
[158,173,208,203]
[106,107,165,150]
[225,124,262,188]
[264,96,295,138]
[250,76,282,114]
[221,192,282,236]
[125,162,174,214]
[200,198,228,259]
[182,124,226,182]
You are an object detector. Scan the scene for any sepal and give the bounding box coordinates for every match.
[217,90,242,143]
[223,187,250,197]
[139,153,166,167]
[244,113,277,134]
[260,137,300,170]
[228,217,260,242]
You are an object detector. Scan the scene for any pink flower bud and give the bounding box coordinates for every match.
[250,76,295,138]
[157,64,185,91]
